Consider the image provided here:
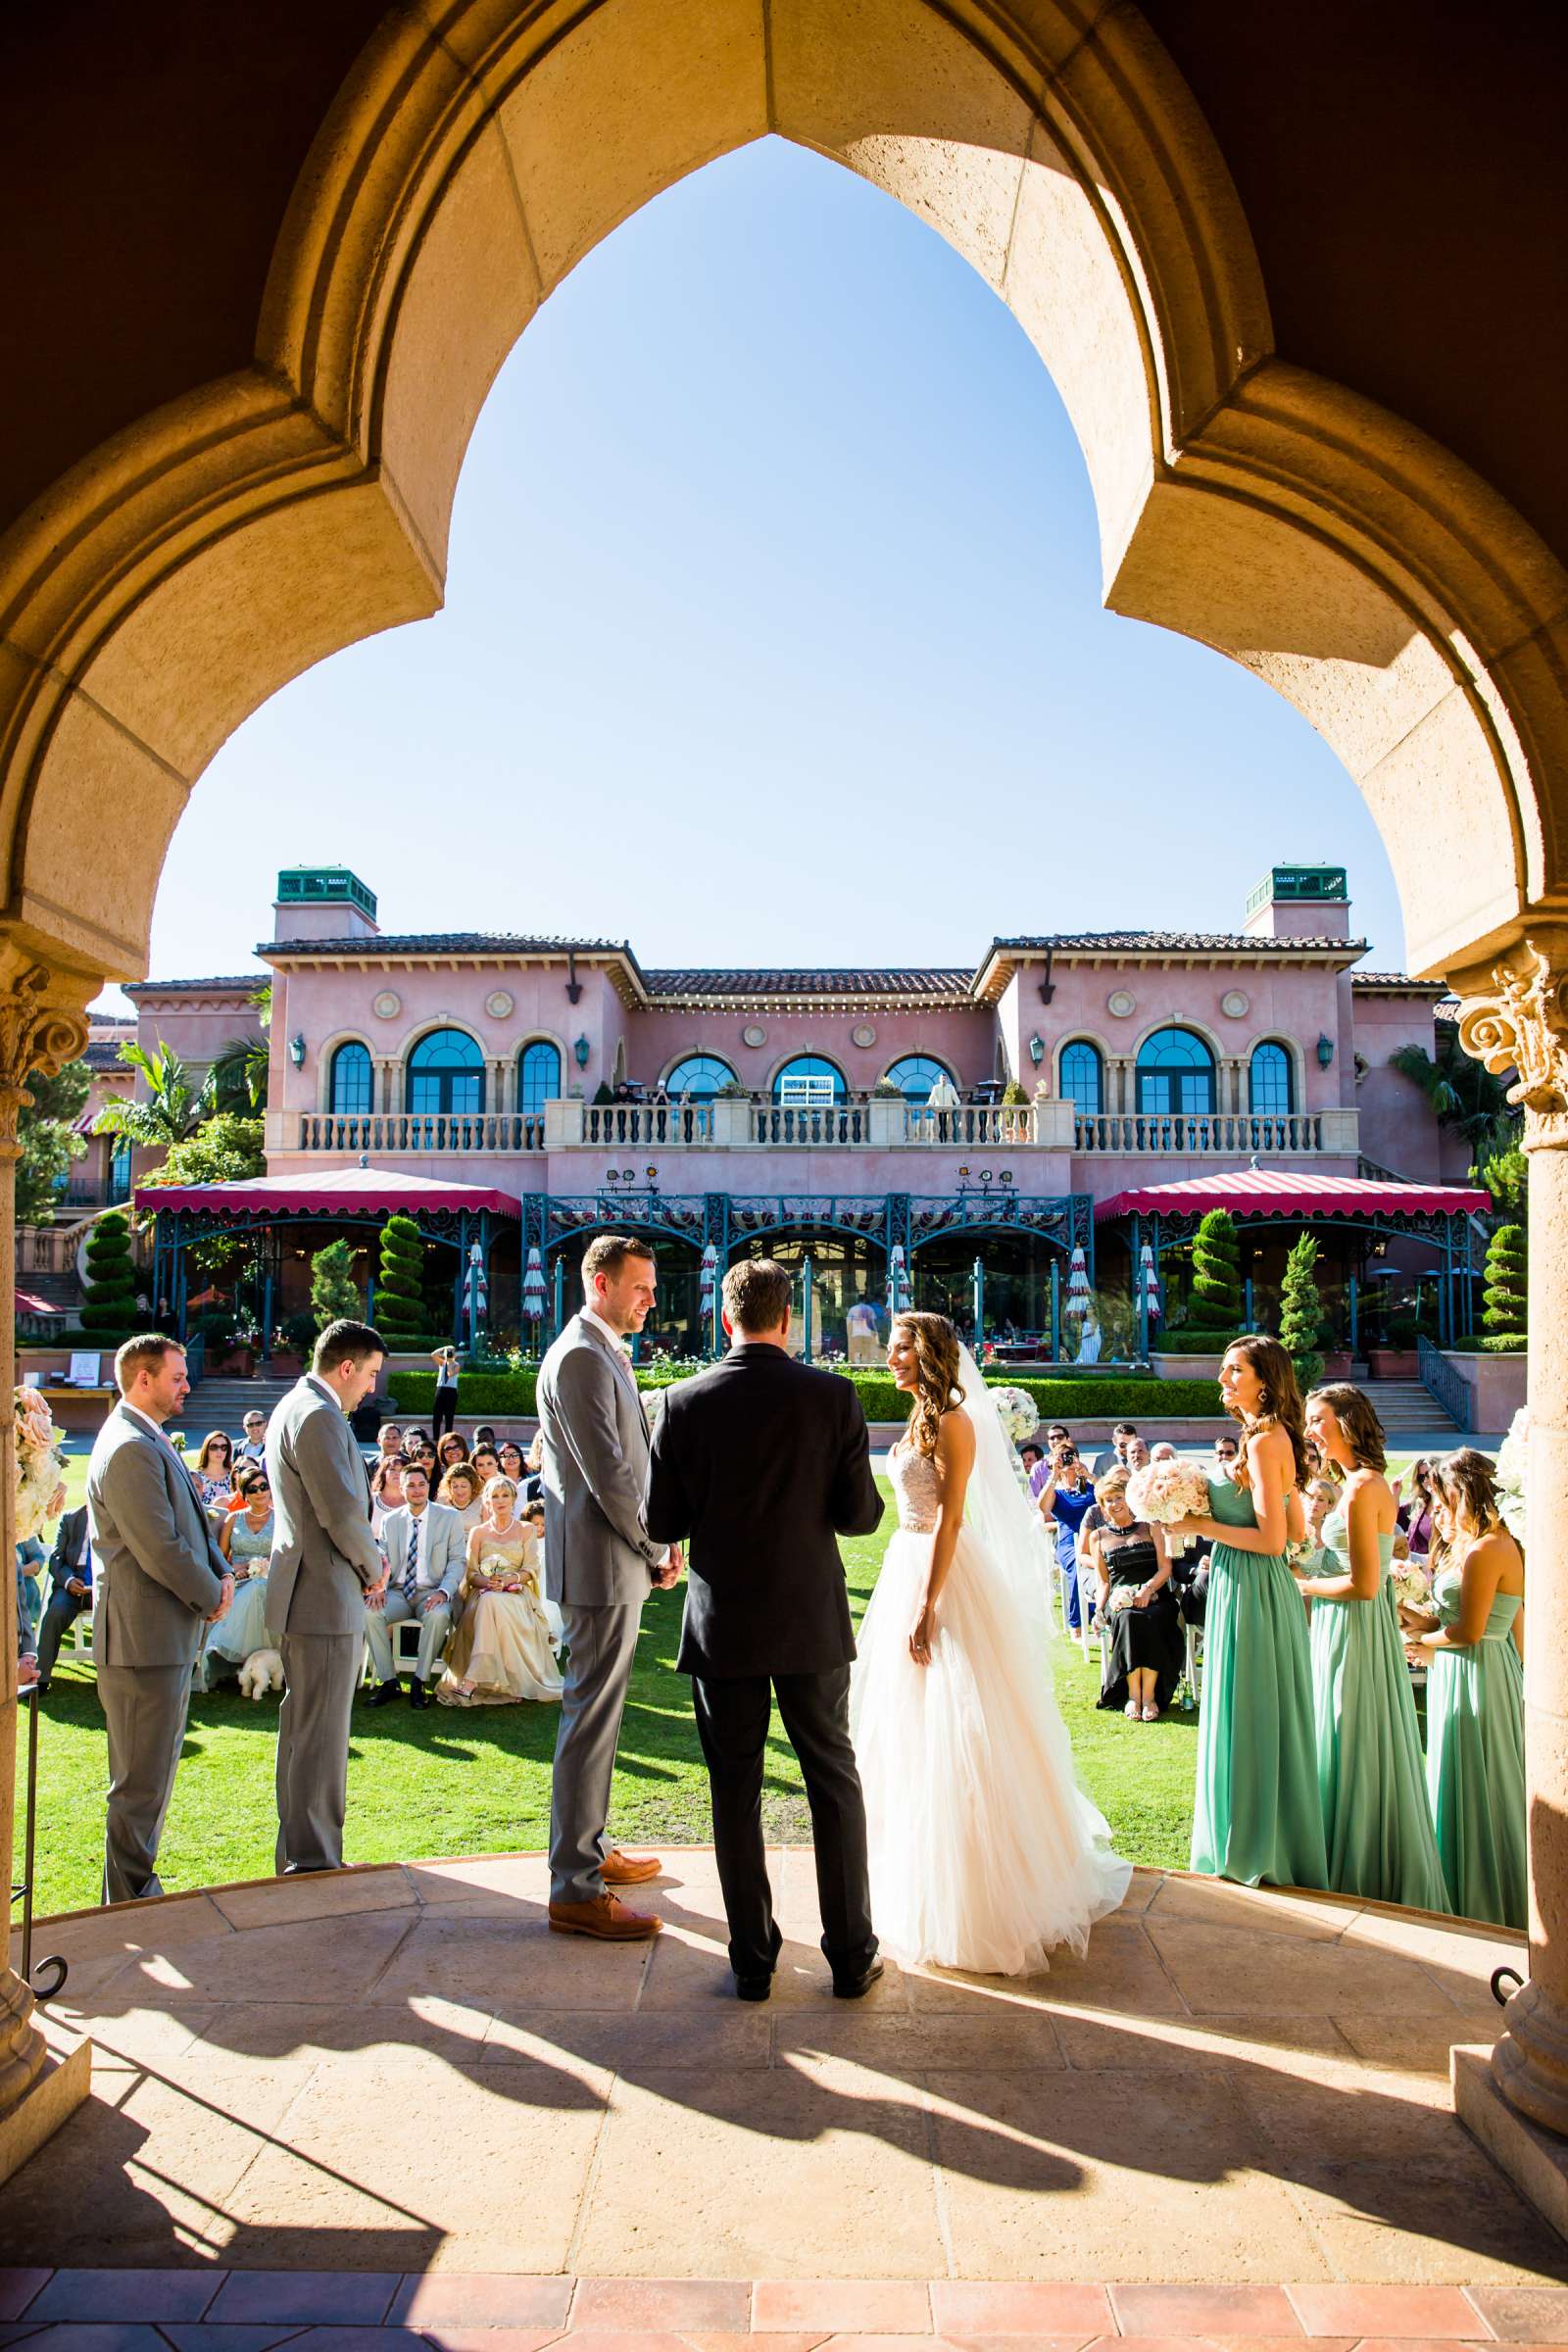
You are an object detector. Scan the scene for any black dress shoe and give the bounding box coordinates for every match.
[734,1971,773,2003]
[367,1680,402,1707]
[408,1676,428,1709]
[832,1955,885,2000]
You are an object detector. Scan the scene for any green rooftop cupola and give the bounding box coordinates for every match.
[271,866,380,943]
[1244,863,1351,941]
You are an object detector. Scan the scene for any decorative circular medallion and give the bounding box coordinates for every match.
[1220,988,1250,1019]
[485,990,514,1019]
[372,991,401,1020]
[850,1022,877,1049]
[741,1023,766,1049]
[1106,989,1136,1019]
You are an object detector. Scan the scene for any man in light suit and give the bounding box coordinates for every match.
[87,1333,233,1903]
[266,1317,387,1874]
[537,1234,680,1941]
[368,1460,464,1706]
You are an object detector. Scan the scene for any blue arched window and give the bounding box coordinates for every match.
[664,1054,737,1101]
[1249,1041,1294,1115]
[109,1138,133,1203]
[1059,1040,1103,1118]
[774,1054,847,1105]
[407,1027,485,1115]
[328,1040,372,1116]
[883,1054,956,1104]
[517,1040,562,1114]
[1136,1026,1215,1115]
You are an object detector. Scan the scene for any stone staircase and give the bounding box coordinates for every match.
[1369,1378,1461,1432]
[174,1375,295,1445]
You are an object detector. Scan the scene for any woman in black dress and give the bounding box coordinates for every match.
[1088,1468,1186,1720]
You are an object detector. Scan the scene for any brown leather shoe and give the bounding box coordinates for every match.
[602,1847,662,1886]
[548,1892,662,1940]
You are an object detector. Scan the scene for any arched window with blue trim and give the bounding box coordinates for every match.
[1249,1040,1295,1116]
[407,1027,485,1115]
[517,1039,562,1114]
[109,1137,133,1203]
[328,1040,372,1116]
[883,1054,956,1104]
[664,1054,737,1101]
[1136,1026,1215,1115]
[1059,1039,1103,1118]
[774,1054,847,1104]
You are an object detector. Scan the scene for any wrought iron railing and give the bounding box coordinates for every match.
[1076,1109,1325,1154]
[296,1110,546,1153]
[1418,1335,1473,1430]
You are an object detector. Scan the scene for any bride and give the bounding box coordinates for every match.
[851,1310,1131,1974]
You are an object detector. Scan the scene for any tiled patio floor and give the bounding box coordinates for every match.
[3,1851,1562,2291]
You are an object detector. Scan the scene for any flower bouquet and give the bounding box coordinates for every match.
[1125,1458,1211,1558]
[989,1386,1040,1446]
[1392,1558,1435,1615]
[1106,1585,1142,1615]
[15,1384,68,1544]
[1494,1406,1527,1544]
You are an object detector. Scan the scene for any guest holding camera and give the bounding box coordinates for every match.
[431,1346,462,1442]
[1034,1433,1098,1634]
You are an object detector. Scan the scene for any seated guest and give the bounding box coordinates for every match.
[1396,1457,1438,1557]
[1019,1442,1045,1485]
[437,1476,564,1707]
[367,1461,465,1708]
[520,1431,545,1505]
[438,1461,485,1533]
[1150,1441,1177,1462]
[400,1424,431,1461]
[376,1423,404,1464]
[435,1431,469,1478]
[470,1423,499,1452]
[192,1430,235,1507]
[1035,1434,1099,1634]
[236,1408,270,1464]
[497,1439,528,1488]
[16,1534,45,1658]
[469,1443,502,1489]
[203,1466,275,1680]
[1086,1468,1184,1720]
[34,1508,92,1690]
[1091,1421,1139,1481]
[1124,1435,1151,1474]
[369,1454,405,1537]
[1211,1432,1240,1478]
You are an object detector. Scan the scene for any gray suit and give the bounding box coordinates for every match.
[537,1312,666,1903]
[368,1500,465,1683]
[86,1402,227,1903]
[266,1373,385,1874]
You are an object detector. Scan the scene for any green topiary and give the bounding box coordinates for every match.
[375,1214,426,1344]
[1188,1208,1243,1338]
[1482,1221,1528,1344]
[78,1209,140,1342]
[1278,1232,1324,1394]
[310,1238,361,1330]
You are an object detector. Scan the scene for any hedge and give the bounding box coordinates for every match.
[386,1366,1223,1420]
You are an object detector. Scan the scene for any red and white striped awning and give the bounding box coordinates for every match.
[1095,1167,1491,1223]
[136,1167,522,1219]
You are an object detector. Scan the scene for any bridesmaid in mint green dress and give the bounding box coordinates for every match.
[1174,1338,1328,1890]
[1402,1449,1526,1929]
[1297,1386,1450,1911]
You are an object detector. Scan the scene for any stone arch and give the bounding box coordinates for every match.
[315,1029,376,1113]
[0,0,1563,1004]
[1244,1031,1306,1115]
[1054,1030,1112,1103]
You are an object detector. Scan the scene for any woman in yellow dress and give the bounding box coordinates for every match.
[437,1475,564,1707]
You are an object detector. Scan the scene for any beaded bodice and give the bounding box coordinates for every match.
[891,1444,942,1533]
[1099,1519,1157,1588]
[474,1527,538,1584]
[227,1510,274,1570]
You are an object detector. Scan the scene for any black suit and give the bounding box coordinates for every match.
[37,1505,93,1684]
[645,1343,884,1981]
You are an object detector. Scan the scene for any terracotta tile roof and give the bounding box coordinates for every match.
[84,1041,131,1069]
[1349,970,1447,991]
[986,931,1368,956]
[643,967,972,1000]
[125,974,260,994]
[260,933,632,958]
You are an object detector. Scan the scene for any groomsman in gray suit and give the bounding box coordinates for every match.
[537,1235,680,1941]
[87,1334,233,1903]
[266,1319,388,1874]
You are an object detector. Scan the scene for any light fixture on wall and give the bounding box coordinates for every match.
[288,1034,306,1067]
[1316,1033,1335,1068]
[1027,1033,1045,1067]
[573,1035,590,1069]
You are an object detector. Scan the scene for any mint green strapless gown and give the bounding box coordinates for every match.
[1308,1506,1450,1910]
[1426,1563,1526,1929]
[1191,1477,1328,1888]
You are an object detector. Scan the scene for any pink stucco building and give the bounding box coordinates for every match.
[123,862,1482,1355]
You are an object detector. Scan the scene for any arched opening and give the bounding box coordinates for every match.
[517,1039,562,1115]
[407,1027,485,1116]
[773,1054,847,1105]
[327,1039,373,1116]
[1136,1026,1216,1116]
[663,1054,737,1101]
[1059,1039,1104,1120]
[733,1226,883,1358]
[883,1054,956,1104]
[548,1227,702,1358]
[1248,1039,1296,1117]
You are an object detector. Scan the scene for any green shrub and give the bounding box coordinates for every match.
[78,1209,139,1342]
[1482,1222,1528,1344]
[1448,1333,1528,1353]
[1153,1329,1231,1352]
[385,1364,1223,1420]
[310,1238,362,1330]
[1188,1208,1243,1338]
[375,1215,426,1344]
[1278,1233,1324,1394]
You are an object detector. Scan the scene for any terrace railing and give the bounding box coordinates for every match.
[296,1110,546,1154]
[1074,1109,1348,1155]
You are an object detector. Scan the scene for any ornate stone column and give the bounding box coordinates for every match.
[0,948,94,2182]
[1451,934,1568,2211]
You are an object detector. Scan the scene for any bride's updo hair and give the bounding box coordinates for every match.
[894,1311,963,1458]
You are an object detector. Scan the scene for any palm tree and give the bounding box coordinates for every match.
[94,1040,207,1150]
[208,982,272,1112]
[1389,1032,1520,1162]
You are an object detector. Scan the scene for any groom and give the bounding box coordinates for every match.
[645,1257,884,2001]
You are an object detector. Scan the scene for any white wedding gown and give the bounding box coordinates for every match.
[851,1415,1131,1976]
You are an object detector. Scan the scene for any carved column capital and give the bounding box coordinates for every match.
[1455,932,1568,1153]
[0,947,94,1159]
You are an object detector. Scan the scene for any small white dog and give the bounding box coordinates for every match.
[237,1646,285,1701]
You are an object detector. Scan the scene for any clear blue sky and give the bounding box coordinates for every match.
[102,136,1404,1012]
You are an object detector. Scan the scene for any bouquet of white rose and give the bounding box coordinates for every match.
[1125,1458,1212,1559]
[989,1386,1040,1446]
[1392,1558,1435,1615]
[1494,1406,1527,1544]
[15,1384,68,1544]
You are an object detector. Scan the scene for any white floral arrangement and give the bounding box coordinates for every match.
[1125,1458,1211,1559]
[1392,1558,1435,1614]
[15,1385,68,1544]
[989,1386,1040,1446]
[1494,1406,1527,1544]
[1106,1586,1141,1615]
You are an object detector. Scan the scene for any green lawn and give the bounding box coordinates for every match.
[17,1471,1201,1916]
